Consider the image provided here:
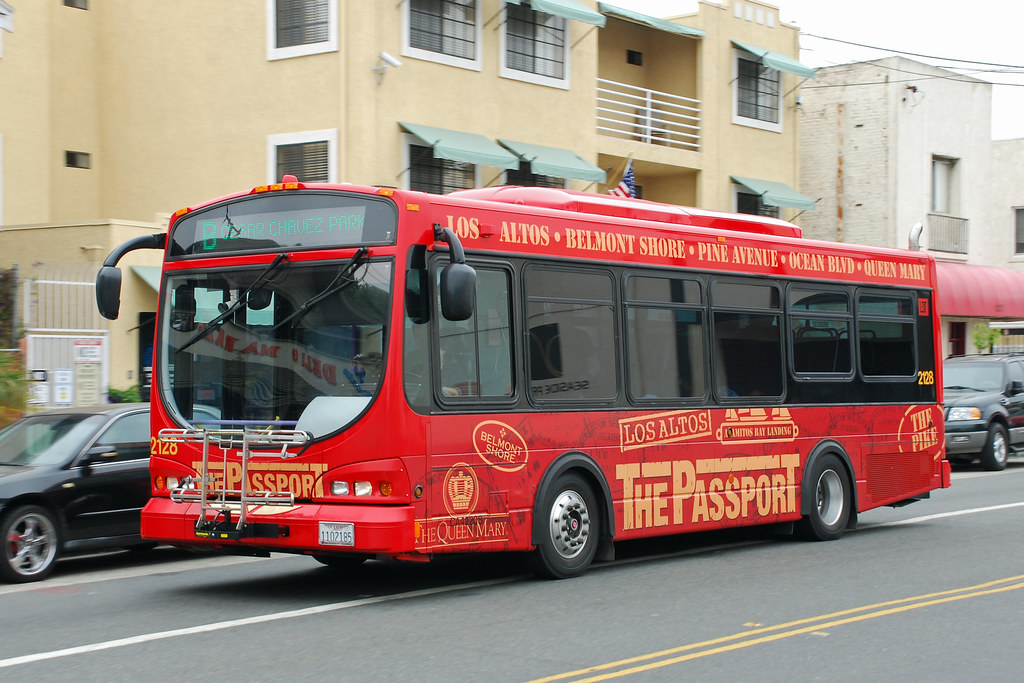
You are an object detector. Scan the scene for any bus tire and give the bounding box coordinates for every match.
[796,454,850,542]
[313,554,369,570]
[979,423,1008,471]
[532,473,599,579]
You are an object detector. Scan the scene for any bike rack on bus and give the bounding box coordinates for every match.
[159,427,311,540]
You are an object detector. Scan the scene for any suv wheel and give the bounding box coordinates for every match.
[980,423,1009,471]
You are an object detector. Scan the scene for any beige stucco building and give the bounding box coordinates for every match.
[0,0,813,405]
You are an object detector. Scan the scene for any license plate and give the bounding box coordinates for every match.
[318,521,355,546]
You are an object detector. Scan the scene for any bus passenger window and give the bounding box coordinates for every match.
[857,292,916,378]
[711,280,783,400]
[625,275,705,400]
[526,267,617,402]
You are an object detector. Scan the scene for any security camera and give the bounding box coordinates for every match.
[379,52,402,68]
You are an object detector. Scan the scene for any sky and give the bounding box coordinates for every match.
[612,0,1024,140]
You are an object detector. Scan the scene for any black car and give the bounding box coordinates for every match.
[943,354,1024,470]
[0,403,151,582]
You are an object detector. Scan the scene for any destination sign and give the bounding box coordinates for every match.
[168,192,397,257]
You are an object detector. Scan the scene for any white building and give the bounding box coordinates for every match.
[799,56,1024,356]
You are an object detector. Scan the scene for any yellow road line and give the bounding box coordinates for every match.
[529,574,1024,683]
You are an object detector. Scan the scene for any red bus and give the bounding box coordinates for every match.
[96,179,951,578]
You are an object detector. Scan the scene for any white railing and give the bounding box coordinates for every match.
[928,213,969,254]
[597,78,701,151]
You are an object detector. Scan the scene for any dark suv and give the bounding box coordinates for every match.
[943,354,1024,470]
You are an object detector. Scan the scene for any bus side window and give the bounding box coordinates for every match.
[436,266,513,400]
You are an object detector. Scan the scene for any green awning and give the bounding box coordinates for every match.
[399,122,519,169]
[505,0,606,27]
[731,176,817,210]
[732,40,815,79]
[598,3,704,37]
[498,139,606,182]
[131,265,161,292]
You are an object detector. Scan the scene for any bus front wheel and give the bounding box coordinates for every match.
[532,473,599,579]
[797,454,851,541]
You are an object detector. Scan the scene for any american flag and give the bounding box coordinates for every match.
[608,158,636,198]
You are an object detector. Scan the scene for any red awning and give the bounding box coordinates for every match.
[934,261,1024,318]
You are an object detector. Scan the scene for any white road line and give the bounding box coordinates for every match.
[0,577,516,670]
[0,554,266,596]
[863,501,1024,528]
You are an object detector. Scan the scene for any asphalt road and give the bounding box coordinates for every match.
[1,462,1022,682]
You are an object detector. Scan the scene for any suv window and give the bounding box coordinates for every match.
[94,412,150,463]
[1010,361,1024,385]
[944,361,1004,392]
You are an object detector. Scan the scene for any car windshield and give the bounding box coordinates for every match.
[0,413,106,467]
[943,362,1004,392]
[161,259,391,435]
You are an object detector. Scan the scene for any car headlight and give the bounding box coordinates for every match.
[947,406,982,421]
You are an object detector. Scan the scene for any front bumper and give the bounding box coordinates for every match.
[141,497,417,555]
[944,422,987,456]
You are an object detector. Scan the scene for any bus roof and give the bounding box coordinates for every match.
[448,186,804,239]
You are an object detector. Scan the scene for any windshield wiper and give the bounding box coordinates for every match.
[176,252,289,353]
[273,248,368,331]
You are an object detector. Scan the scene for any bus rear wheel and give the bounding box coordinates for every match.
[532,473,599,579]
[797,454,851,541]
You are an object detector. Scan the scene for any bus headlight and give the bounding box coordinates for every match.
[947,407,982,421]
[354,481,372,496]
[331,481,350,496]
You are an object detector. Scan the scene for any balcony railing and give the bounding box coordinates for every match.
[597,78,700,151]
[928,213,969,254]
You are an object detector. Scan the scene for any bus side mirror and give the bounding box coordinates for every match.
[95,232,167,321]
[440,262,476,321]
[432,224,476,322]
[96,266,123,320]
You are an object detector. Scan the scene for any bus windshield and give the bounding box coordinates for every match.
[160,258,392,435]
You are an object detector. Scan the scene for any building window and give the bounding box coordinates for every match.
[408,143,475,194]
[734,52,780,132]
[277,142,328,183]
[65,151,91,169]
[949,321,966,356]
[267,129,337,183]
[735,189,779,218]
[501,3,568,88]
[1015,208,1024,255]
[506,162,564,188]
[63,0,88,9]
[406,0,480,69]
[932,156,956,214]
[267,0,337,61]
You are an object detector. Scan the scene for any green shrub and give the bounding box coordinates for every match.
[108,384,142,403]
[0,352,27,426]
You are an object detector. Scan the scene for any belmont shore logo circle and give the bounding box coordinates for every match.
[472,420,529,472]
